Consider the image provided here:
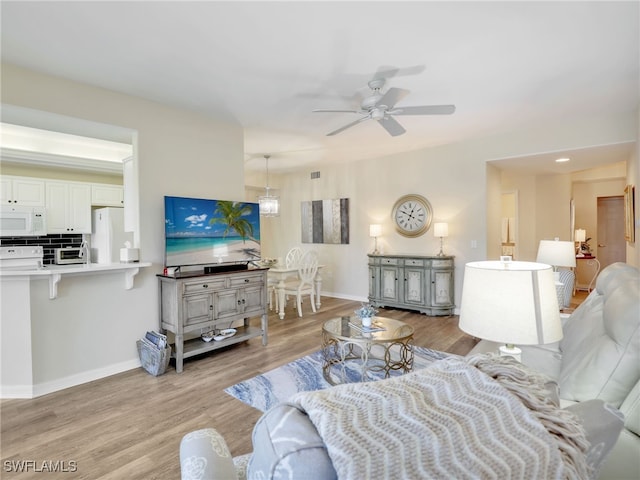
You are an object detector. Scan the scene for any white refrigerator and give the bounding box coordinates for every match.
[92,207,133,264]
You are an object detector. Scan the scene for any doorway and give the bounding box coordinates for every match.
[597,196,625,269]
[501,191,518,259]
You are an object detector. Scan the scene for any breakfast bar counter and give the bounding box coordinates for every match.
[0,262,152,299]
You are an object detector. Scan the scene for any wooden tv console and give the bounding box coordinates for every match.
[158,268,268,373]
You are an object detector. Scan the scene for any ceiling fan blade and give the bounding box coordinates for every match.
[378,116,406,137]
[326,116,370,136]
[375,88,410,109]
[371,65,426,81]
[390,105,456,115]
[372,66,399,82]
[313,109,361,114]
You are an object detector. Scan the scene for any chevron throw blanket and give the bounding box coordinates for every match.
[290,354,590,480]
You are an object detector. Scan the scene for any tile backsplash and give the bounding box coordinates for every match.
[0,234,83,265]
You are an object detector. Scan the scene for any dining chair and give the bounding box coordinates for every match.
[282,251,318,317]
[270,247,304,310]
[285,247,303,268]
[267,247,302,310]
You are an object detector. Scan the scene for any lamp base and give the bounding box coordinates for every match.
[436,237,445,256]
[499,344,522,362]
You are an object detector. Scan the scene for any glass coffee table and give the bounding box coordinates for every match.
[321,316,414,385]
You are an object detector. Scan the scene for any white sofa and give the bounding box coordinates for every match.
[468,261,640,479]
[180,262,637,480]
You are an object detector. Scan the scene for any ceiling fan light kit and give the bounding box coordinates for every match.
[313,71,455,137]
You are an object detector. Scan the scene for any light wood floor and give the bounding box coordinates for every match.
[1,293,586,479]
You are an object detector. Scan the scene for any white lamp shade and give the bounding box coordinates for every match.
[459,261,562,345]
[575,229,586,242]
[536,239,576,268]
[369,224,382,238]
[433,222,448,237]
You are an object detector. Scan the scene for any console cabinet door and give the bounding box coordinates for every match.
[381,265,400,303]
[368,264,378,301]
[213,288,242,320]
[403,266,426,306]
[183,293,213,326]
[242,284,266,317]
[431,269,454,307]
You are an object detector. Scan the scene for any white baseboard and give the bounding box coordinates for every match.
[320,292,368,302]
[1,358,141,399]
[0,384,34,399]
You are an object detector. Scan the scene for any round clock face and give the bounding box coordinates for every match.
[391,194,433,237]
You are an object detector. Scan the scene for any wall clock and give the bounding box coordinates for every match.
[391,194,433,237]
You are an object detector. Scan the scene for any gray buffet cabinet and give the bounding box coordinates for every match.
[368,254,455,316]
[158,268,268,372]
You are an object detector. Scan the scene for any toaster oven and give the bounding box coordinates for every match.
[54,247,84,265]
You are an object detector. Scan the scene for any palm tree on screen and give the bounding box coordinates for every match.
[210,201,257,243]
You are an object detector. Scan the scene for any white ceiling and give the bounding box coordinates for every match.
[1,1,638,175]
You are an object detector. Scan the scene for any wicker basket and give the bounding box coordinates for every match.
[136,340,171,376]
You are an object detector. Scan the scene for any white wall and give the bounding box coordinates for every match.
[259,110,637,307]
[1,63,637,395]
[1,63,244,394]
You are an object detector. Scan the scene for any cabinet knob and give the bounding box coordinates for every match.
[202,284,208,288]
[209,305,213,310]
[244,278,250,283]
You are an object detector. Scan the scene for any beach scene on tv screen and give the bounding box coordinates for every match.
[164,196,261,267]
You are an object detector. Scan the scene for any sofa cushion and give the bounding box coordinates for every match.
[247,402,336,480]
[558,263,640,407]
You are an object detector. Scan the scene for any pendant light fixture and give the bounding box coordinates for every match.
[258,154,280,217]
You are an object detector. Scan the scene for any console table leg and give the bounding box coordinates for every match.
[261,314,268,345]
[175,333,184,373]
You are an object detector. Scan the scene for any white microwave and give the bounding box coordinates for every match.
[0,206,47,237]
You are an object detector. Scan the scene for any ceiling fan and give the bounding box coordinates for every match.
[313,75,455,137]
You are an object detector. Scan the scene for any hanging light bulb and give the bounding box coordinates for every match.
[258,154,280,217]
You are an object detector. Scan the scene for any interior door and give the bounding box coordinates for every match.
[597,196,625,269]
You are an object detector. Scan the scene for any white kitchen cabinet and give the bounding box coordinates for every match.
[45,181,91,233]
[91,184,124,207]
[368,254,455,316]
[1,176,46,206]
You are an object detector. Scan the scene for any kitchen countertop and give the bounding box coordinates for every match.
[0,262,149,275]
[0,262,152,298]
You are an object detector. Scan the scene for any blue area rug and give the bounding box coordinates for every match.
[224,346,450,412]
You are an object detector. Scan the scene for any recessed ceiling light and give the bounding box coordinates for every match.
[555,157,570,163]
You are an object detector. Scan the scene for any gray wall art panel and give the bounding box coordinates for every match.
[301,198,349,244]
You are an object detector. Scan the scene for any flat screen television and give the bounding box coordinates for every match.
[164,195,261,268]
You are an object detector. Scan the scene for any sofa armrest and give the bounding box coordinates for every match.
[466,341,562,382]
[564,400,624,478]
[180,428,238,480]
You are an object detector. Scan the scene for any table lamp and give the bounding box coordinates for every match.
[536,238,576,309]
[458,260,562,362]
[575,229,586,257]
[369,224,382,255]
[433,222,449,256]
